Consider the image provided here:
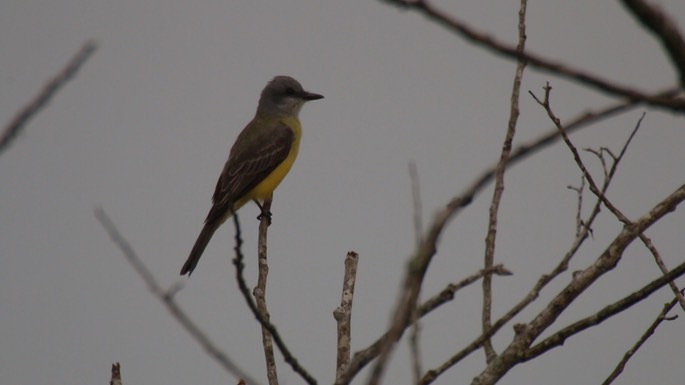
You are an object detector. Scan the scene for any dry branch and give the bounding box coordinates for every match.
[470,181,685,384]
[468,86,685,385]
[0,41,97,154]
[524,263,685,359]
[534,88,685,310]
[408,161,424,382]
[110,362,122,385]
[94,208,260,385]
[380,0,685,111]
[254,199,278,385]
[336,264,510,385]
[602,291,683,385]
[334,251,360,382]
[481,0,528,363]
[231,214,317,385]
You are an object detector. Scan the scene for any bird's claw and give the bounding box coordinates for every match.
[257,210,272,226]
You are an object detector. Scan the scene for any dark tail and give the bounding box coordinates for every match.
[180,221,220,276]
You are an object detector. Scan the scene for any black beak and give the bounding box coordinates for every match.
[302,91,324,101]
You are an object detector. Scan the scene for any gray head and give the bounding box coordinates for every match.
[256,76,323,118]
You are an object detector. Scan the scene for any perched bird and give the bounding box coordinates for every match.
[180,76,323,276]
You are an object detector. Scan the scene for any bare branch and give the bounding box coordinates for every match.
[334,251,359,382]
[530,83,634,223]
[364,182,484,385]
[231,214,317,385]
[591,119,685,310]
[602,292,683,385]
[369,92,668,385]
[409,307,423,385]
[424,160,616,384]
[338,87,676,385]
[1,41,97,155]
[566,177,586,238]
[420,265,512,316]
[620,0,685,87]
[590,116,685,311]
[575,114,685,308]
[507,87,678,174]
[94,207,260,385]
[470,180,685,385]
[110,362,122,385]
[524,262,685,360]
[639,233,685,311]
[535,92,685,312]
[379,0,685,111]
[253,199,278,385]
[408,161,424,384]
[337,264,511,385]
[482,0,528,363]
[469,91,685,383]
[346,92,652,383]
[409,161,424,246]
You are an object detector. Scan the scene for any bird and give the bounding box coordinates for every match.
[180,76,323,276]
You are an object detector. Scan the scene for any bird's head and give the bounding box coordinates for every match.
[257,76,323,118]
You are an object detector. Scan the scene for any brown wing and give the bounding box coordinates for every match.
[204,123,293,225]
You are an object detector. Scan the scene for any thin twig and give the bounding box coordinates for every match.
[592,119,685,311]
[409,161,424,246]
[639,233,685,311]
[379,0,685,111]
[530,84,631,223]
[408,161,424,383]
[567,177,586,238]
[506,87,678,174]
[535,93,685,311]
[1,40,97,155]
[422,95,661,383]
[340,91,654,384]
[524,263,685,359]
[338,86,677,385]
[231,213,317,385]
[469,182,685,384]
[110,362,122,385]
[602,291,683,385]
[409,306,423,385]
[364,183,482,385]
[585,115,685,311]
[254,199,278,385]
[423,166,612,384]
[334,252,360,382]
[336,264,511,385]
[419,265,512,318]
[481,0,528,363]
[580,115,685,307]
[468,88,685,385]
[94,207,260,385]
[592,115,685,310]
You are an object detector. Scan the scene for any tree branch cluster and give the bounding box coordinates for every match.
[25,1,679,385]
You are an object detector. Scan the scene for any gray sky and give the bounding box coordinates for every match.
[1,1,684,384]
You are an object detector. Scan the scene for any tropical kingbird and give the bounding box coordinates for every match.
[180,76,323,276]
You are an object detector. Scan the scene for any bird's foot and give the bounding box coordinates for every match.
[256,209,272,226]
[254,200,273,226]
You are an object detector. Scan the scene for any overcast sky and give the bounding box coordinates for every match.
[1,1,684,384]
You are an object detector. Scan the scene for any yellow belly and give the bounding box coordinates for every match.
[249,141,299,200]
[239,117,302,206]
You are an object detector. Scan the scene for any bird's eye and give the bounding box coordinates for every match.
[285,87,295,95]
